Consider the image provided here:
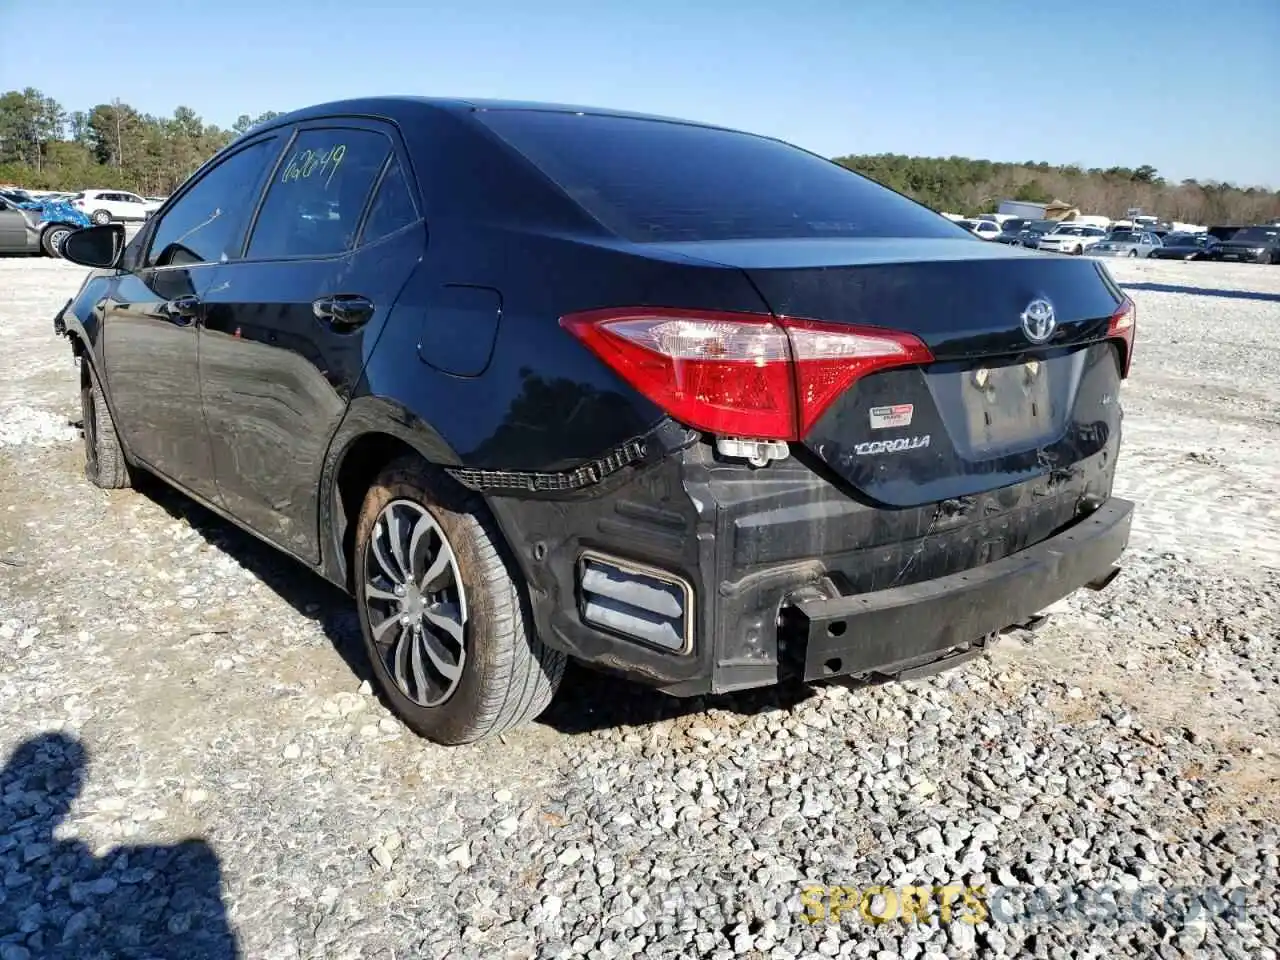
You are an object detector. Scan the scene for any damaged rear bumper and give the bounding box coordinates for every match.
[787,498,1132,683]
[482,428,1129,697]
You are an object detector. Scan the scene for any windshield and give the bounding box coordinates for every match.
[955,219,978,229]
[1000,219,1027,233]
[1025,220,1057,233]
[1166,233,1205,246]
[477,110,969,242]
[1052,225,1100,236]
[1231,227,1279,243]
[1107,232,1140,242]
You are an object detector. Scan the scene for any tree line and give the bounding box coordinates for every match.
[2,87,1276,225]
[836,153,1280,226]
[0,88,280,196]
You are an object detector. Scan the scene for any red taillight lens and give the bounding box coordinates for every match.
[559,307,934,441]
[1107,296,1136,377]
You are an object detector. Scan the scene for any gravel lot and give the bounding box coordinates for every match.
[1,255,1277,959]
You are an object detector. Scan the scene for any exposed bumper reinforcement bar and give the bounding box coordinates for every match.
[789,498,1134,683]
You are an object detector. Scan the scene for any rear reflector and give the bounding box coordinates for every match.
[1107,296,1136,377]
[578,553,692,653]
[560,307,933,440]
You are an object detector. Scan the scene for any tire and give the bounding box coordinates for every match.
[1128,249,1138,258]
[1074,245,1084,256]
[353,456,566,745]
[80,359,131,489]
[40,223,74,258]
[90,209,111,226]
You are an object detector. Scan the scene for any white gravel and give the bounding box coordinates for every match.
[0,255,1277,959]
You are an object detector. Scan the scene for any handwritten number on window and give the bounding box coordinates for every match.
[281,144,346,188]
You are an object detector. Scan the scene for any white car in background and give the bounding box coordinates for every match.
[71,189,162,225]
[1036,223,1108,255]
[955,217,1002,240]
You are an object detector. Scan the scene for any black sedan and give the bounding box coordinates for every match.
[1150,233,1220,261]
[53,97,1135,744]
[1214,225,1280,264]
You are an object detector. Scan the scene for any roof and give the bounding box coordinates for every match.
[257,96,733,136]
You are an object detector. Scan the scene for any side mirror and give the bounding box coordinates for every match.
[60,224,126,269]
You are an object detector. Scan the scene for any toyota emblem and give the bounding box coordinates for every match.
[1020,298,1057,344]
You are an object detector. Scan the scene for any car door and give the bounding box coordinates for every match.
[96,193,120,219]
[101,135,283,502]
[120,191,147,220]
[198,120,424,561]
[0,198,34,252]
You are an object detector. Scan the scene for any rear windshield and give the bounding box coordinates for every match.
[476,110,966,243]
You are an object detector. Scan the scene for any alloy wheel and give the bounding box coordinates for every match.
[363,499,468,707]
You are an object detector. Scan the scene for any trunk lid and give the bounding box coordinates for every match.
[659,238,1127,507]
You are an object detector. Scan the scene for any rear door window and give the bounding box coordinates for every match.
[246,128,391,259]
[476,110,965,243]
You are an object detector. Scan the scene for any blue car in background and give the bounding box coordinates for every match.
[0,188,92,256]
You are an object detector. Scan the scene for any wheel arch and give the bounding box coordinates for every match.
[318,397,464,591]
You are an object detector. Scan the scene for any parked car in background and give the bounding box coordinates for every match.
[51,95,1135,745]
[1036,223,1108,255]
[1014,219,1060,249]
[955,218,1002,240]
[1214,225,1280,264]
[991,218,1031,244]
[1151,233,1220,261]
[1090,230,1163,259]
[0,192,91,257]
[0,189,91,256]
[72,189,162,225]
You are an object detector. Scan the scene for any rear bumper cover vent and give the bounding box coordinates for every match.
[577,552,693,654]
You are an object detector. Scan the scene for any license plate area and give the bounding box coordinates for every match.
[961,360,1054,456]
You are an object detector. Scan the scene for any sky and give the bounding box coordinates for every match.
[2,0,1277,187]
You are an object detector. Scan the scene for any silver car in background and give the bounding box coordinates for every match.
[1090,230,1163,259]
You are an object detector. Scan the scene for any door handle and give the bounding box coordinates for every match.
[313,294,374,332]
[164,295,202,326]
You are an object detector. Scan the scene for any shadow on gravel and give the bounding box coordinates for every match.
[1120,281,1280,303]
[134,474,374,687]
[0,732,238,959]
[537,662,844,735]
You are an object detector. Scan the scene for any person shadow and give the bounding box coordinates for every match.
[0,732,239,959]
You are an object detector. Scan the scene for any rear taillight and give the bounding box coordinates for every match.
[1107,296,1136,377]
[559,307,934,441]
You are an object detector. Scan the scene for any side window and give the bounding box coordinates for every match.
[358,157,417,246]
[246,128,390,260]
[146,137,277,268]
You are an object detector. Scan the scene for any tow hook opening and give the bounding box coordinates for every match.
[1086,565,1122,591]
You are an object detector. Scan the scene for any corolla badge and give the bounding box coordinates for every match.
[1020,297,1056,344]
